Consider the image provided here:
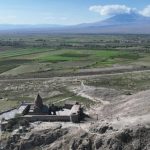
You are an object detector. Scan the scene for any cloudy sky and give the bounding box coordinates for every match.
[0,0,150,25]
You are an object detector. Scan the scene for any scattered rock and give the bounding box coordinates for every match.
[95,137,103,149]
[90,123,113,134]
[116,129,132,143]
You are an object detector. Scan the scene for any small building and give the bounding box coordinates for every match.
[17,104,30,115]
[70,104,81,123]
[65,101,78,109]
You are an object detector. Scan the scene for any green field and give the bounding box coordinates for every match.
[0,47,144,77]
[0,34,150,77]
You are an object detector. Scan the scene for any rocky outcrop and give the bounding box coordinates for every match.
[2,123,150,150]
[90,124,150,150]
[3,128,68,150]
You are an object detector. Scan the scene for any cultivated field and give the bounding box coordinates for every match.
[0,34,150,78]
[0,34,150,112]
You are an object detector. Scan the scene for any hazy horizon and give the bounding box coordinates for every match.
[0,0,150,25]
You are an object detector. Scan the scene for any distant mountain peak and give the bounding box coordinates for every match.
[78,13,150,28]
[0,13,150,34]
[107,13,149,22]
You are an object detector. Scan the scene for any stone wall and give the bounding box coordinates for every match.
[22,115,71,122]
[21,104,81,123]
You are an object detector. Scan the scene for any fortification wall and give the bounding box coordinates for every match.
[22,113,80,123]
[22,115,71,122]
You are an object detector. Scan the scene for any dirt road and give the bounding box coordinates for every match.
[0,66,150,82]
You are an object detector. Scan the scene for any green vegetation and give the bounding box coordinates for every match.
[0,100,18,112]
[0,34,149,77]
[0,48,144,76]
[0,34,150,111]
[0,47,53,59]
[44,88,96,108]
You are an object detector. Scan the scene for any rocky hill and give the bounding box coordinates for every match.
[1,88,150,150]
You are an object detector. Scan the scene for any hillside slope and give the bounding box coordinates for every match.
[2,87,150,150]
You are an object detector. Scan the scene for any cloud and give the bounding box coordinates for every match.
[89,5,135,16]
[140,5,150,17]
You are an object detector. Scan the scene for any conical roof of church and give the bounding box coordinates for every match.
[34,93,43,108]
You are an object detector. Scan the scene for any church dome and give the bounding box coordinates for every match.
[34,94,43,109]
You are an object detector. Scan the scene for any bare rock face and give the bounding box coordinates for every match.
[91,124,150,150]
[69,132,93,150]
[95,137,103,149]
[2,123,150,150]
[90,122,113,134]
[3,128,68,150]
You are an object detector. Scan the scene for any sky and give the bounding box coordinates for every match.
[0,0,150,25]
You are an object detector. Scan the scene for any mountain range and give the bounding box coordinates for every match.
[0,13,150,34]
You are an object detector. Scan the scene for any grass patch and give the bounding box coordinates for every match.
[44,89,95,108]
[1,63,51,76]
[0,64,18,74]
[39,55,77,63]
[59,51,89,58]
[92,50,141,67]
[38,51,89,63]
[115,53,141,60]
[0,48,52,59]
[51,95,96,108]
[0,59,32,74]
[94,50,140,60]
[95,50,122,58]
[0,100,18,113]
[69,95,96,108]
